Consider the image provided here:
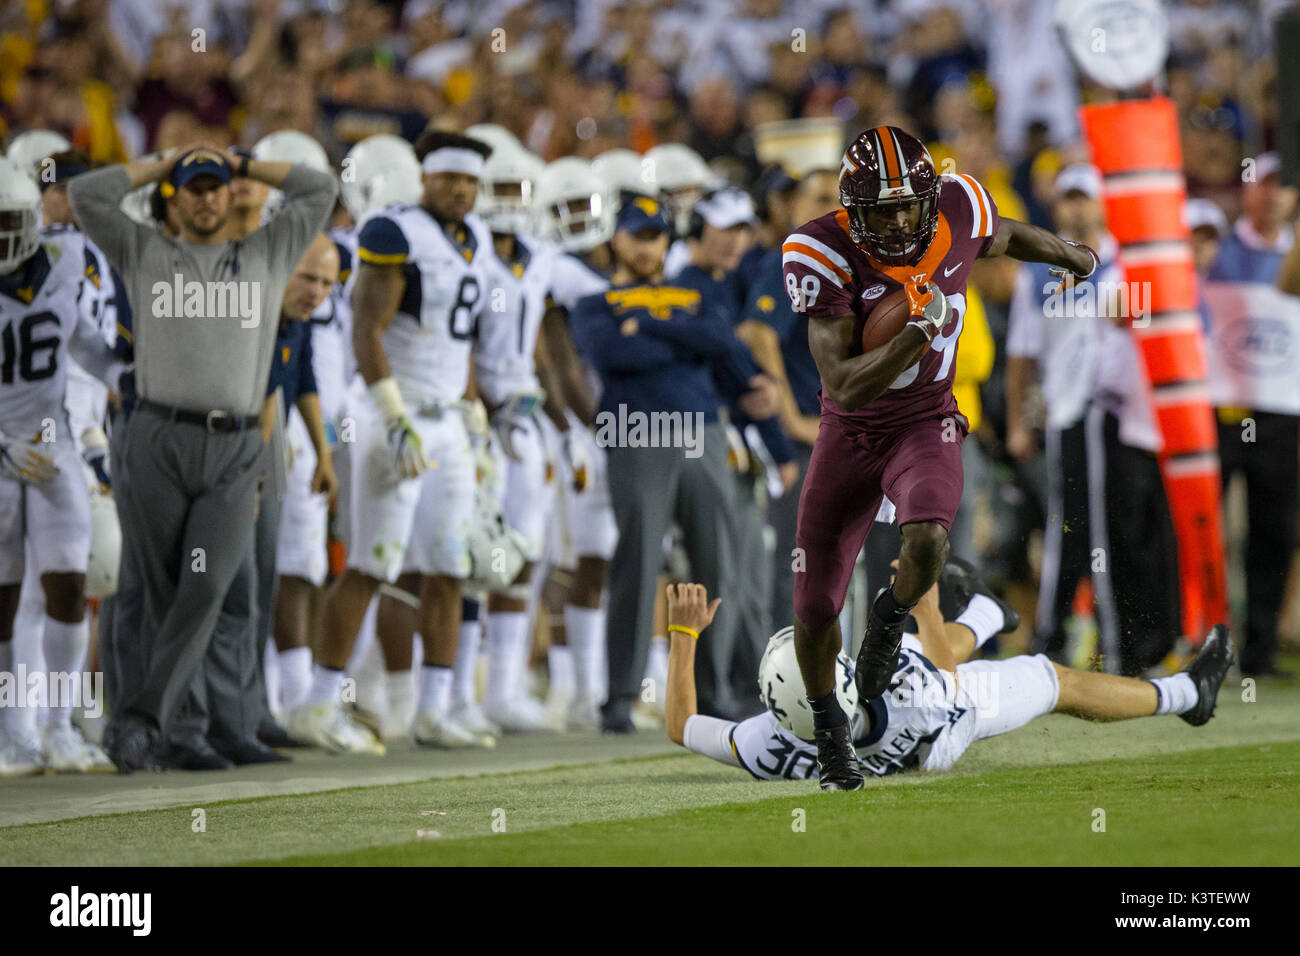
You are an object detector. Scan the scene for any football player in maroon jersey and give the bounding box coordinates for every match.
[781,125,1099,790]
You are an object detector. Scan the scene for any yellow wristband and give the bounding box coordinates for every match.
[667,625,699,640]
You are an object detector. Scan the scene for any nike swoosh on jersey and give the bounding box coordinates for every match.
[943,263,964,277]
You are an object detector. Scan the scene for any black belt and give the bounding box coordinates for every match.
[138,399,258,434]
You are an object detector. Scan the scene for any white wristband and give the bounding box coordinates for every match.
[368,377,407,423]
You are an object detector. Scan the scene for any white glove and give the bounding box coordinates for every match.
[904,281,952,341]
[0,430,58,484]
[370,378,425,481]
[81,426,111,490]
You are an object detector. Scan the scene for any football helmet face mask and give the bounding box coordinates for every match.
[340,135,421,223]
[0,159,42,274]
[839,126,941,267]
[476,143,546,237]
[644,143,713,236]
[536,157,614,252]
[758,626,864,742]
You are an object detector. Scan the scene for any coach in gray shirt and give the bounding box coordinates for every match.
[70,146,336,771]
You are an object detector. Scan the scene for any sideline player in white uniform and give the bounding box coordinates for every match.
[290,130,494,752]
[663,567,1234,782]
[535,157,620,729]
[0,161,125,777]
[465,142,566,734]
[9,151,122,772]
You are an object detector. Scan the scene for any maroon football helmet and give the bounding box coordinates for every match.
[838,126,942,266]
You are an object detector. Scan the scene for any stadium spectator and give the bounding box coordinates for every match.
[1210,152,1298,678]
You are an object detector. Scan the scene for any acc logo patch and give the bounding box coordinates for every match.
[862,283,886,300]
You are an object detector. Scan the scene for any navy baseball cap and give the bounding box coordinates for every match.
[616,195,671,234]
[165,148,232,194]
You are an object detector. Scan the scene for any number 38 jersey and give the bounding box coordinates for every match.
[0,229,101,435]
[684,637,958,779]
[781,173,1000,432]
[356,204,493,408]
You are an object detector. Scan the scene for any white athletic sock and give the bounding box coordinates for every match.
[307,664,345,707]
[1150,673,1198,715]
[417,665,452,717]
[385,668,413,726]
[278,646,314,712]
[565,605,602,700]
[453,619,482,707]
[548,645,575,700]
[645,635,669,694]
[485,612,529,708]
[955,594,1005,649]
[42,616,88,727]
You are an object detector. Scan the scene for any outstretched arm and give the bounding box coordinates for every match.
[984,217,1097,279]
[664,582,722,745]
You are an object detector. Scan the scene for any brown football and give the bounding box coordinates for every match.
[860,288,912,353]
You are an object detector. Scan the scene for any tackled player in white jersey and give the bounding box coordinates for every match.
[290,130,496,752]
[663,565,1234,782]
[0,159,126,777]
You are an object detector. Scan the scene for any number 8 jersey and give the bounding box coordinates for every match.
[780,173,999,432]
[355,204,493,407]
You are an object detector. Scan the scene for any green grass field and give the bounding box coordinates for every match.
[2,670,1297,866]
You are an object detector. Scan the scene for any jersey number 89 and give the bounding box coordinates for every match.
[785,272,820,313]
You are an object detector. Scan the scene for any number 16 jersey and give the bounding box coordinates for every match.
[356,204,493,408]
[780,173,999,432]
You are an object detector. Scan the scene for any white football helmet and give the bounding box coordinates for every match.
[84,481,122,599]
[644,143,715,235]
[592,148,657,203]
[464,123,521,157]
[758,626,863,742]
[340,135,421,223]
[476,142,545,236]
[253,130,333,218]
[0,159,42,274]
[536,157,614,252]
[464,483,529,594]
[6,129,72,181]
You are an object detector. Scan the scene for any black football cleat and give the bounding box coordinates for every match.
[939,556,1020,633]
[856,589,906,700]
[814,723,865,791]
[1179,624,1234,727]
